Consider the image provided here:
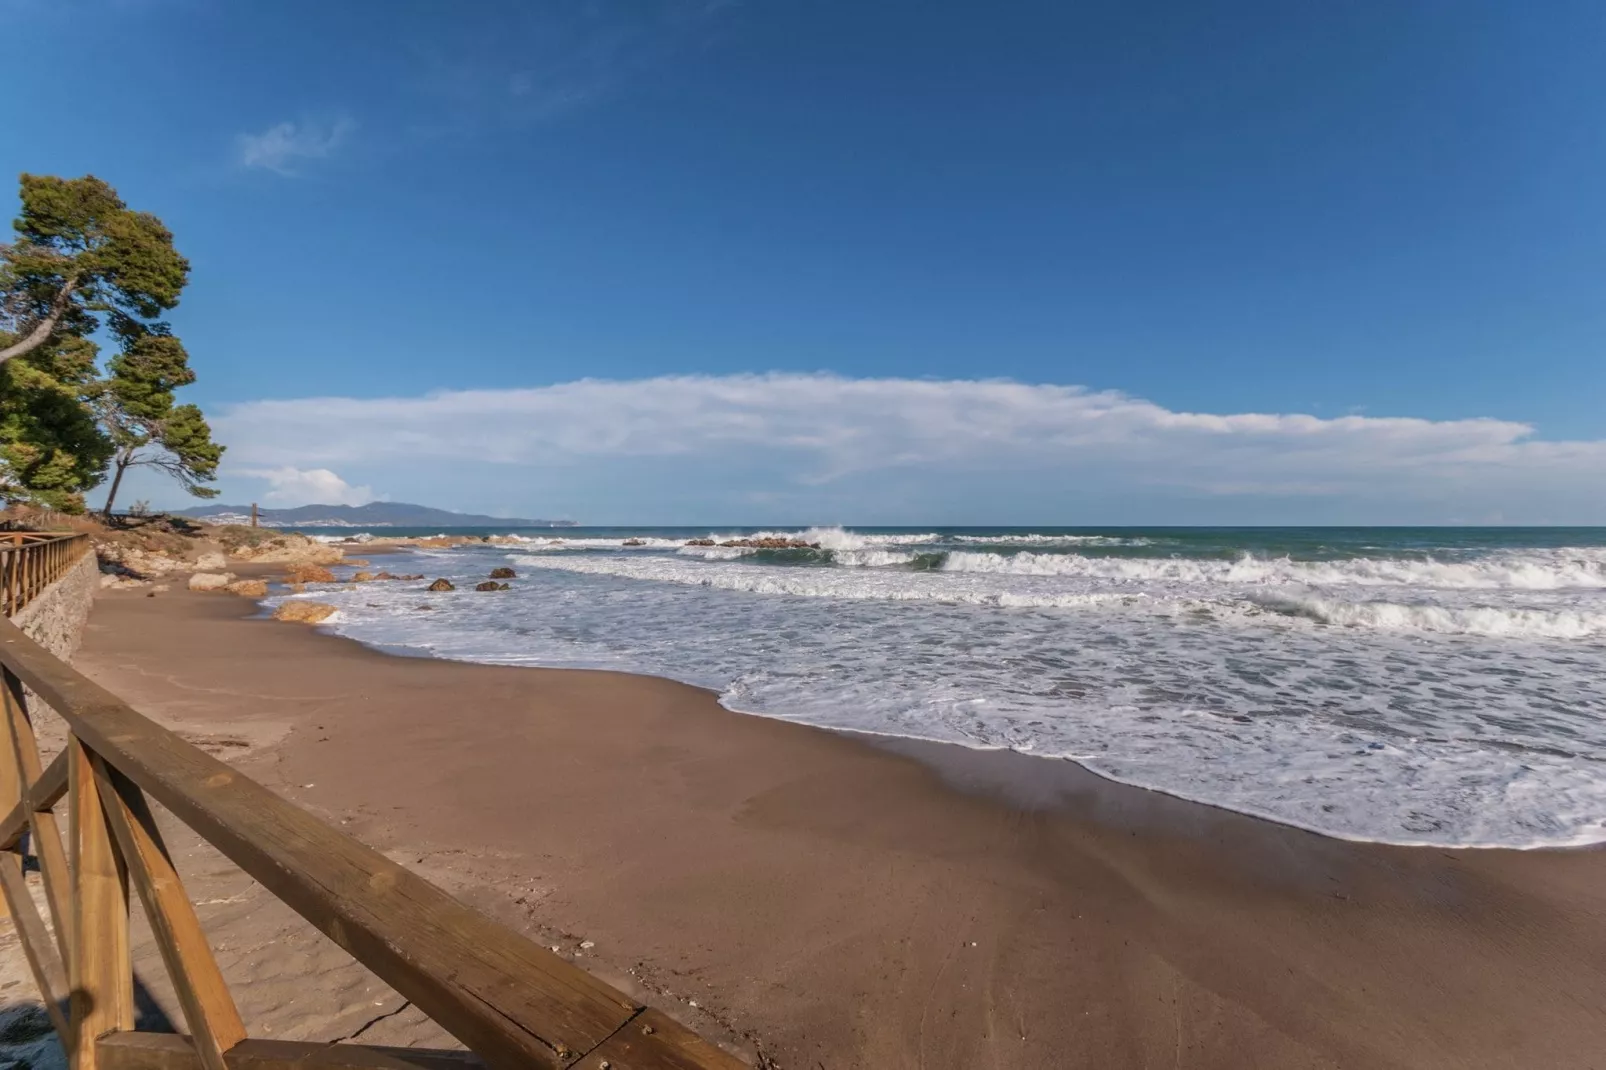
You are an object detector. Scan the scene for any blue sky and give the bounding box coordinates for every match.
[4,0,1605,523]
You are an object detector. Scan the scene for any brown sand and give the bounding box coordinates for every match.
[70,585,1606,1069]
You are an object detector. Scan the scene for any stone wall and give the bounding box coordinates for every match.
[10,548,100,757]
[13,548,99,663]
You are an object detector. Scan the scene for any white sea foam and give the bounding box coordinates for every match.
[510,551,1155,608]
[520,536,687,550]
[507,549,1606,640]
[834,549,923,567]
[1265,596,1606,639]
[950,533,1153,546]
[939,549,1606,589]
[274,532,1606,849]
[774,527,942,550]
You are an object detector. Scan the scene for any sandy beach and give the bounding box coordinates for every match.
[69,583,1606,1070]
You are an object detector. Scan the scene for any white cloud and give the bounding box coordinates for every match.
[236,117,355,176]
[238,466,375,507]
[212,374,1606,523]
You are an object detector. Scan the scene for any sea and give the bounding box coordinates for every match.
[264,526,1606,850]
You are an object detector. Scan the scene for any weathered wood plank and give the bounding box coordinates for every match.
[70,737,134,1070]
[5,667,75,961]
[571,1009,748,1070]
[93,756,246,1070]
[0,617,706,1070]
[98,1034,485,1069]
[0,655,18,926]
[0,850,71,1039]
[0,748,70,850]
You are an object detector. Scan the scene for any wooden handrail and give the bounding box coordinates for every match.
[0,548,746,1070]
[0,532,91,618]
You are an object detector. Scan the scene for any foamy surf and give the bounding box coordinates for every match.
[270,525,1606,849]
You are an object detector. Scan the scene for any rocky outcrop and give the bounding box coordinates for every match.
[222,530,344,565]
[284,564,336,584]
[225,579,269,598]
[489,567,516,579]
[473,581,510,592]
[187,572,236,592]
[352,572,375,582]
[272,601,337,624]
[622,538,646,547]
[426,579,455,592]
[95,544,188,577]
[685,539,716,547]
[719,538,820,549]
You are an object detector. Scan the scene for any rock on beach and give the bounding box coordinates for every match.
[272,601,337,624]
[188,572,236,592]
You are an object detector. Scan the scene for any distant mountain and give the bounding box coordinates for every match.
[174,501,576,529]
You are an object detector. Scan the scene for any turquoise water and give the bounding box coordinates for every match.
[281,526,1606,848]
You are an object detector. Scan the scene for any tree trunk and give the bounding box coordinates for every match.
[0,277,79,365]
[101,454,132,519]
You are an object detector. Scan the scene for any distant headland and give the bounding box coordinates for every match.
[174,501,577,529]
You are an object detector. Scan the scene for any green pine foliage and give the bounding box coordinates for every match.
[0,174,222,513]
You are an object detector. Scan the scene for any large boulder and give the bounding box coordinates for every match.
[489,567,516,579]
[187,572,236,592]
[285,564,336,584]
[272,601,337,624]
[426,578,455,592]
[224,579,269,598]
[352,571,375,582]
[474,581,510,592]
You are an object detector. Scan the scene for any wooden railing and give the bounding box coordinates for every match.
[0,538,746,1070]
[0,533,92,617]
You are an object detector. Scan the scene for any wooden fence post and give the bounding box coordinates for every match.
[70,737,132,1070]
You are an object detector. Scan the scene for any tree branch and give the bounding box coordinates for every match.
[0,275,79,365]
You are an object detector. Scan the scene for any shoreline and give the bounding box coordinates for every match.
[275,568,1606,854]
[72,581,1606,1068]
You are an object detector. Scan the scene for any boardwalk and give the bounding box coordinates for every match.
[0,532,746,1070]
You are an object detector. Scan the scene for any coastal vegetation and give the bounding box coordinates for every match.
[0,173,221,512]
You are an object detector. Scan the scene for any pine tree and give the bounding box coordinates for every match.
[0,174,220,512]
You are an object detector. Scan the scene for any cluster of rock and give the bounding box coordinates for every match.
[214,530,344,565]
[184,573,268,599]
[688,537,821,549]
[426,568,519,594]
[96,525,346,593]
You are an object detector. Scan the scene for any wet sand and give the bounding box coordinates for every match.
[73,585,1606,1069]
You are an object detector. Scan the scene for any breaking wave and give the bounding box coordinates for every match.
[279,524,1606,848]
[1261,597,1606,639]
[938,549,1606,589]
